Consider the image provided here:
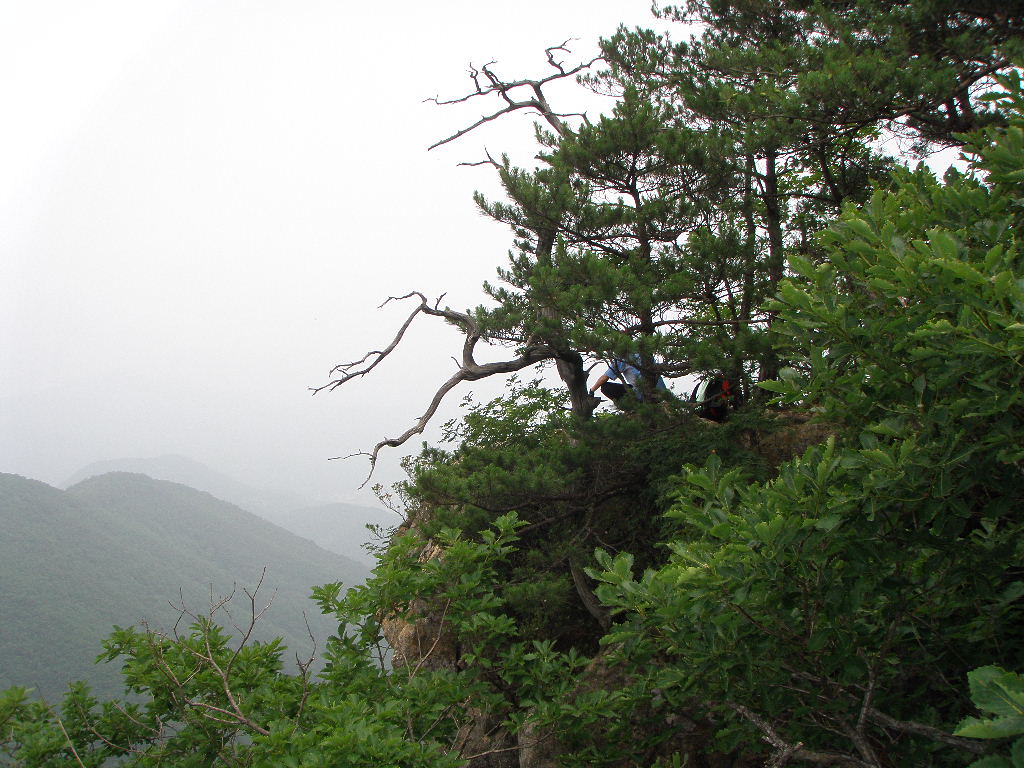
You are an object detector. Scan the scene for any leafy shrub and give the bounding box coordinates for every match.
[592,75,1024,766]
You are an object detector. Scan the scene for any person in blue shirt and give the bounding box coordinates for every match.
[588,356,668,407]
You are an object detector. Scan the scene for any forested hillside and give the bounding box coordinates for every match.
[62,455,313,519]
[0,472,368,702]
[3,2,1023,766]
[63,455,394,565]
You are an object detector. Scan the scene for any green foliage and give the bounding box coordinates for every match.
[657,0,1017,147]
[590,77,1024,765]
[440,376,572,450]
[958,667,1024,740]
[765,72,1024,477]
[956,666,1024,768]
[2,515,547,767]
[404,376,771,653]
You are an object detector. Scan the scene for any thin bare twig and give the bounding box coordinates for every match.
[311,292,429,394]
[457,148,503,169]
[426,42,601,150]
[51,711,88,768]
[199,582,272,737]
[727,702,872,767]
[865,709,987,755]
[409,599,452,679]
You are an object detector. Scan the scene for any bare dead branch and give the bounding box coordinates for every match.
[311,292,431,395]
[623,316,772,332]
[856,656,874,738]
[182,699,269,735]
[544,40,576,74]
[222,571,276,680]
[784,667,989,757]
[838,720,881,767]
[155,583,281,740]
[318,291,559,486]
[357,346,551,486]
[865,709,987,755]
[429,102,551,150]
[426,43,602,150]
[50,709,88,768]
[200,595,272,737]
[418,703,459,745]
[138,618,192,691]
[460,745,523,761]
[409,599,452,680]
[569,557,611,631]
[296,610,317,677]
[460,738,540,762]
[727,702,872,767]
[457,148,503,169]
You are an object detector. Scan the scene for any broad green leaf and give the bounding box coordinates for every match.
[861,449,896,469]
[928,229,960,261]
[957,716,1024,739]
[845,217,876,241]
[807,631,829,651]
[757,380,797,394]
[936,257,986,284]
[814,515,842,531]
[968,667,1024,718]
[788,253,817,278]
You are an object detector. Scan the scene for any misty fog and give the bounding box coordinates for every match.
[0,0,661,504]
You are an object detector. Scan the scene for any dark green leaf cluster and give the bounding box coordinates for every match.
[590,74,1024,765]
[956,666,1024,767]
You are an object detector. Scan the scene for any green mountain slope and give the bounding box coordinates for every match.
[62,455,394,564]
[0,472,368,702]
[62,455,316,518]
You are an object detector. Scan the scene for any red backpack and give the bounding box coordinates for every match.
[690,375,741,422]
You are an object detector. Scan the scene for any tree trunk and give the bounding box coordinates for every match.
[760,148,785,384]
[536,230,599,418]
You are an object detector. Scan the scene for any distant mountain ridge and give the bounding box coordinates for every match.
[62,455,316,516]
[63,455,397,565]
[0,471,369,702]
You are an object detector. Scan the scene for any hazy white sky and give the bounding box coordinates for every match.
[0,0,672,503]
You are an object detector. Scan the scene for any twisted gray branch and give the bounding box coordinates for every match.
[317,292,557,485]
[426,41,599,150]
